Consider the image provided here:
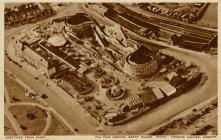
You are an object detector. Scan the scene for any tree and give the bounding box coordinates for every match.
[12,97,20,102]
[20,125,27,130]
[27,113,36,120]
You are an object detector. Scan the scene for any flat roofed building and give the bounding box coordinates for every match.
[19,35,40,46]
[166,72,178,81]
[17,37,55,77]
[169,76,186,88]
[152,87,164,99]
[51,62,69,78]
[38,40,79,70]
[125,95,144,109]
[160,83,176,96]
[138,91,158,106]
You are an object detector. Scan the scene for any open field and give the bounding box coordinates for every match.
[5,73,38,103]
[9,105,47,135]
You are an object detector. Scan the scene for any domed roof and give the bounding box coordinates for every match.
[48,35,66,47]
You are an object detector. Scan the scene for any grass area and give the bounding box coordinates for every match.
[46,115,72,135]
[9,105,47,135]
[5,74,38,103]
[4,116,16,135]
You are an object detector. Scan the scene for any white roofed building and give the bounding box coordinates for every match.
[125,95,144,109]
[47,34,67,47]
[166,72,178,81]
[160,83,176,96]
[152,87,164,99]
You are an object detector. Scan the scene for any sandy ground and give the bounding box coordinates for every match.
[196,3,217,28]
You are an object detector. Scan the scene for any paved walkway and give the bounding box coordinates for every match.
[4,104,24,135]
[4,87,11,104]
[84,5,217,135]
[4,72,76,135]
[5,48,96,134]
[5,4,101,133]
[4,3,218,135]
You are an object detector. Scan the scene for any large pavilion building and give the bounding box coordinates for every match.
[123,46,160,79]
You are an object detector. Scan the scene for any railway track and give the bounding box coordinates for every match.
[149,17,216,39]
[104,4,217,41]
[117,4,217,37]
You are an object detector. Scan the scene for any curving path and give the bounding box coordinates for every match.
[5,3,217,135]
[10,102,52,135]
[5,4,102,135]
[4,71,76,135]
[84,4,217,135]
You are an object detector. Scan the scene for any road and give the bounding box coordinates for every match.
[118,4,217,33]
[4,88,24,135]
[83,4,217,135]
[103,4,217,44]
[100,47,217,135]
[5,52,99,134]
[4,71,76,134]
[5,4,101,135]
[9,102,52,135]
[5,3,217,135]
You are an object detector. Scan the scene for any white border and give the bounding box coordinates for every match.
[1,0,219,140]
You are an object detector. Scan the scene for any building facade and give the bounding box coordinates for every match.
[123,47,160,79]
[16,36,55,77]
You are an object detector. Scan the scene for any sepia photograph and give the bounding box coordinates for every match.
[4,1,218,137]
